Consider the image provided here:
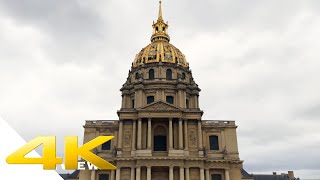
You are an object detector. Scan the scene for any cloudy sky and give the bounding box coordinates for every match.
[0,0,320,179]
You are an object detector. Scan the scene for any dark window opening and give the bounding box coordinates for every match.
[99,174,109,180]
[186,99,189,108]
[182,73,186,79]
[166,96,174,104]
[102,141,111,150]
[166,69,172,80]
[132,99,135,108]
[147,96,155,104]
[154,135,167,151]
[135,73,139,80]
[211,174,222,180]
[209,135,219,150]
[149,69,155,80]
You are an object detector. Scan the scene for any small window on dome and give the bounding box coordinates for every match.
[182,73,186,79]
[147,96,154,104]
[166,96,174,104]
[166,69,172,80]
[149,69,155,80]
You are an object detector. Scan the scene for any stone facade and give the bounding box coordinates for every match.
[78,1,245,180]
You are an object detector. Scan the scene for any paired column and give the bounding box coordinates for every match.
[110,170,115,180]
[179,167,185,180]
[169,119,173,150]
[184,119,188,150]
[198,121,203,150]
[132,120,136,151]
[205,169,210,180]
[200,168,205,180]
[118,120,123,149]
[116,168,121,180]
[147,118,152,149]
[137,119,142,149]
[130,168,135,180]
[225,169,230,180]
[90,170,95,180]
[179,119,183,149]
[185,167,190,180]
[136,167,141,180]
[147,166,152,180]
[169,166,174,180]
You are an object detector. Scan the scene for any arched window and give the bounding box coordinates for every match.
[154,126,167,151]
[147,96,154,104]
[209,135,219,150]
[166,69,172,80]
[149,69,155,80]
[166,96,174,104]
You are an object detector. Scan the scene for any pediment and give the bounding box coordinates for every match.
[139,101,182,111]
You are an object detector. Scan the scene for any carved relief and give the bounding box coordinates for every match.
[143,102,179,111]
[189,129,197,147]
[123,130,132,147]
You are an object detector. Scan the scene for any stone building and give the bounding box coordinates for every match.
[78,1,247,180]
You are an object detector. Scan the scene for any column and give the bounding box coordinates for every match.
[179,167,185,180]
[147,166,152,180]
[198,121,203,149]
[132,120,136,151]
[169,166,174,180]
[131,167,135,180]
[136,167,141,180]
[137,119,142,149]
[185,167,190,180]
[205,169,210,180]
[90,170,95,180]
[116,168,121,180]
[147,118,152,149]
[169,118,173,150]
[184,119,188,150]
[225,169,230,180]
[200,168,205,180]
[111,170,115,180]
[118,120,123,149]
[179,119,183,149]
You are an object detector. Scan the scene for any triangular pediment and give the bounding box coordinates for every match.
[139,101,182,111]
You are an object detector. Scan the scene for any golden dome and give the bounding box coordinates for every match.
[132,1,189,68]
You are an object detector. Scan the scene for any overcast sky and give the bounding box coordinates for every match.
[0,0,320,179]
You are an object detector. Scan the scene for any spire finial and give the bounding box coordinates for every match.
[158,0,163,20]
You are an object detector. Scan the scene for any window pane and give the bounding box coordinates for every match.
[99,174,109,180]
[149,69,155,80]
[166,69,172,80]
[166,96,174,104]
[209,136,219,150]
[147,96,155,104]
[212,174,222,180]
[154,135,167,151]
[102,141,111,150]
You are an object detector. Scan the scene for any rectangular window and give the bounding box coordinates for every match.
[166,96,174,104]
[99,174,109,180]
[132,99,135,108]
[186,99,189,108]
[209,135,219,150]
[147,96,155,104]
[102,140,111,150]
[211,174,222,180]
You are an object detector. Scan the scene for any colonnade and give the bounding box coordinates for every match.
[90,167,230,180]
[117,118,203,151]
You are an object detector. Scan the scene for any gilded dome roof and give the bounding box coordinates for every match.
[133,41,188,68]
[132,1,188,68]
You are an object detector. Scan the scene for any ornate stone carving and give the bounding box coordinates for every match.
[188,129,197,147]
[123,130,132,147]
[142,101,180,111]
